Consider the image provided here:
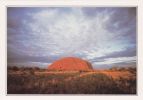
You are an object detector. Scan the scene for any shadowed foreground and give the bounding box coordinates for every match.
[7,67,136,94]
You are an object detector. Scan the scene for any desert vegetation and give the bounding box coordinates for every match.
[7,66,136,94]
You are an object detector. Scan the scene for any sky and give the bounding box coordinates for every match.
[7,7,136,69]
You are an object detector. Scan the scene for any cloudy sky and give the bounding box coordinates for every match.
[7,7,136,69]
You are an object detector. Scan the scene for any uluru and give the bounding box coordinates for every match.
[48,57,93,71]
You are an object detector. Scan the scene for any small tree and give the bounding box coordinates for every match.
[12,66,19,71]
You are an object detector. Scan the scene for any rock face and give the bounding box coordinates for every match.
[48,57,93,71]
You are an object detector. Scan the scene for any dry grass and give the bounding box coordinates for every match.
[7,67,136,94]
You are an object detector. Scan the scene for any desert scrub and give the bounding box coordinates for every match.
[7,69,136,94]
[63,73,121,94]
[114,77,136,94]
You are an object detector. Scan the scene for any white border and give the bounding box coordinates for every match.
[0,0,143,99]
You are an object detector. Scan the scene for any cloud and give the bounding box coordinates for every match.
[7,7,136,68]
[94,56,136,65]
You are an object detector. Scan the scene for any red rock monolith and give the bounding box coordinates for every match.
[48,57,93,71]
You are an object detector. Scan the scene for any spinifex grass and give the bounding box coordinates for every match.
[7,67,136,94]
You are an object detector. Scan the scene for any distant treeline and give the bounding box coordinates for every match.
[8,66,46,71]
[109,66,136,72]
[8,65,136,72]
